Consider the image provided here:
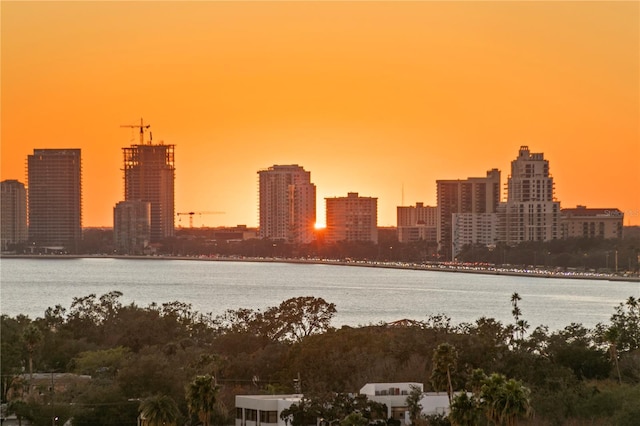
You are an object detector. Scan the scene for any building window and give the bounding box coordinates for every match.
[260,411,279,423]
[246,409,257,421]
[236,408,243,420]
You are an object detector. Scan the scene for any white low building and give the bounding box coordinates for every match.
[235,394,302,426]
[235,383,451,426]
[360,383,450,423]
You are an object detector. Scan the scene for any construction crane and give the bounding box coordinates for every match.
[177,211,225,228]
[121,118,151,145]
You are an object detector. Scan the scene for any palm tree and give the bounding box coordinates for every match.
[499,379,532,426]
[480,374,532,426]
[139,394,180,426]
[449,392,480,426]
[480,373,506,425]
[430,343,458,404]
[22,324,43,394]
[186,375,218,426]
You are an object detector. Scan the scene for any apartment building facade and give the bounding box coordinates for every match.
[326,192,378,243]
[1,179,28,250]
[560,205,623,239]
[436,169,501,260]
[503,146,560,245]
[258,165,316,244]
[27,149,82,252]
[397,202,437,243]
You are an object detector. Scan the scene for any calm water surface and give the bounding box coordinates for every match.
[1,258,638,330]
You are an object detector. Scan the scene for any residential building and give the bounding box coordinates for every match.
[1,179,27,250]
[451,212,499,258]
[122,140,175,242]
[326,192,378,243]
[503,146,560,245]
[235,394,301,426]
[436,169,501,260]
[258,165,316,244]
[560,205,623,239]
[113,200,151,254]
[234,383,450,426]
[361,383,450,420]
[27,149,82,252]
[397,203,437,243]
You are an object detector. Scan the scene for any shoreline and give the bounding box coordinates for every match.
[2,253,639,282]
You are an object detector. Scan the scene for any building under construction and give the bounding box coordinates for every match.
[122,125,175,243]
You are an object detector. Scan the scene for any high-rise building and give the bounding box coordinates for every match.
[397,202,437,243]
[114,200,151,254]
[1,179,28,250]
[503,146,560,244]
[326,192,378,243]
[27,149,82,252]
[122,140,175,243]
[436,169,501,260]
[258,165,316,244]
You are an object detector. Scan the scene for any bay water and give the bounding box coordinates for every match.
[1,257,638,331]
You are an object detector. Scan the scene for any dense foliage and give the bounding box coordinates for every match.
[1,292,639,425]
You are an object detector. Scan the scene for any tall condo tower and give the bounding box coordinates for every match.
[1,179,28,250]
[258,164,316,244]
[436,169,501,260]
[504,146,560,244]
[27,149,82,252]
[122,120,175,242]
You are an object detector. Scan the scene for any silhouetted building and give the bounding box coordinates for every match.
[1,179,28,250]
[326,192,378,243]
[114,200,151,254]
[503,146,560,245]
[258,165,316,244]
[397,202,437,243]
[437,169,501,260]
[561,205,623,239]
[27,149,82,252]
[123,141,175,242]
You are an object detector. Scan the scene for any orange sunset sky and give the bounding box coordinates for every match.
[2,1,639,228]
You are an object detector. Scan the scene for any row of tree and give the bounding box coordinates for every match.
[1,292,639,425]
[7,227,639,272]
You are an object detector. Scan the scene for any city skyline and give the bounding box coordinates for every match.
[2,1,638,227]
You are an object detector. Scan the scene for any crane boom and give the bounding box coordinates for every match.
[120,118,151,145]
[176,211,225,228]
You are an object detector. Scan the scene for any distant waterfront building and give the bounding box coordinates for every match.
[436,169,501,260]
[503,146,560,245]
[113,200,151,254]
[326,192,378,243]
[560,205,623,239]
[397,202,437,243]
[1,179,28,250]
[27,149,82,252]
[122,136,175,243]
[210,225,258,241]
[452,212,499,258]
[258,164,316,244]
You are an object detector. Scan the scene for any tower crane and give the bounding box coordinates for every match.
[176,211,225,228]
[120,118,151,145]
